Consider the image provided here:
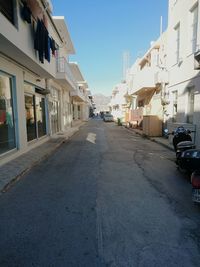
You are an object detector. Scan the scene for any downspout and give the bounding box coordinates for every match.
[45,78,51,136]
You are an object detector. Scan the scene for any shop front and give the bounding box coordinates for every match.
[24,83,48,142]
[0,71,16,155]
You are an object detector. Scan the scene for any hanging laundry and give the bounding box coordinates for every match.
[21,2,32,24]
[34,19,47,63]
[45,34,51,63]
[50,38,57,56]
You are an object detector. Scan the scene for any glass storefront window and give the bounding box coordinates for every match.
[24,84,47,141]
[0,73,16,154]
[25,94,36,141]
[36,96,46,137]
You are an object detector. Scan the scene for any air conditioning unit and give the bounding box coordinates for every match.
[161,98,170,106]
[194,50,200,69]
[194,49,200,62]
[194,59,200,70]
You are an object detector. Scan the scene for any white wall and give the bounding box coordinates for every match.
[166,0,200,147]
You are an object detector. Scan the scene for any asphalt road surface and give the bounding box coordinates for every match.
[0,119,200,267]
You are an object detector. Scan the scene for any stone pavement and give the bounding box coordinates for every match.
[0,122,85,194]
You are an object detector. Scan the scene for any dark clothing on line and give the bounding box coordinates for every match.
[21,2,32,24]
[34,19,50,63]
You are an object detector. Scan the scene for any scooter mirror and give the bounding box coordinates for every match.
[163,129,169,138]
[164,129,169,135]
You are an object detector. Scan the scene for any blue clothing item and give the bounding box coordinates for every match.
[21,2,32,24]
[34,19,50,63]
[45,35,51,63]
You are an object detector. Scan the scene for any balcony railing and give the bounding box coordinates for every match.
[70,87,87,102]
[56,57,77,88]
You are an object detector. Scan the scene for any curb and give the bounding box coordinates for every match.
[149,137,174,151]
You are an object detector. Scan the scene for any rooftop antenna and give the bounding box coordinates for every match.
[160,15,163,36]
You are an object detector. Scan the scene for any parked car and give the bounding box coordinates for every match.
[103,114,114,122]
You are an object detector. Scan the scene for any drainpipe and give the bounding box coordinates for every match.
[45,78,51,136]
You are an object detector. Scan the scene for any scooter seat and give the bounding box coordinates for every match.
[177,141,195,149]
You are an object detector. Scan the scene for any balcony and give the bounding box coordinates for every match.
[56,57,77,90]
[70,87,86,102]
[131,67,159,94]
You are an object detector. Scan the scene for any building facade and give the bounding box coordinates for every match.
[121,33,168,136]
[0,0,91,165]
[113,0,200,143]
[165,0,200,147]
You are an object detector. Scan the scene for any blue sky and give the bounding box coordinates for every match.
[52,1,168,96]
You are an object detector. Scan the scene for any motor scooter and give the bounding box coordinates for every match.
[165,126,200,203]
[165,126,196,171]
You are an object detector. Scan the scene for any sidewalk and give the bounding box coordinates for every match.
[124,127,174,151]
[0,122,85,194]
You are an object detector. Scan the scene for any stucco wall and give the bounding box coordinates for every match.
[0,55,50,165]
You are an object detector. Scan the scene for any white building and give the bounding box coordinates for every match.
[109,82,128,122]
[0,0,91,165]
[69,62,90,123]
[124,33,168,135]
[166,0,200,147]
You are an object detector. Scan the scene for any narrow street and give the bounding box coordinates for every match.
[0,119,200,267]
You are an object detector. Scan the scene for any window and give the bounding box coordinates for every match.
[187,87,195,123]
[138,100,144,107]
[35,96,46,137]
[172,91,178,122]
[175,24,180,63]
[24,84,47,142]
[78,105,81,119]
[0,0,15,25]
[73,105,75,119]
[25,94,37,142]
[0,72,16,154]
[190,4,198,53]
